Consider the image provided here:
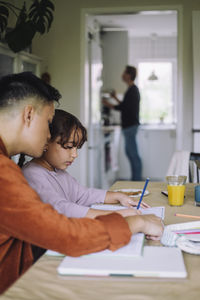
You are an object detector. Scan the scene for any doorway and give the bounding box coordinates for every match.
[82,8,181,187]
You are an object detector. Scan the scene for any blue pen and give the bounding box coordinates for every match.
[137,178,150,210]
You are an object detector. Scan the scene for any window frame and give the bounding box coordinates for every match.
[135,58,177,125]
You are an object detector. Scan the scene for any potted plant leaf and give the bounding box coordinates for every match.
[0,0,54,53]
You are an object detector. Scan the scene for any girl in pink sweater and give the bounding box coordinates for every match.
[23,109,149,218]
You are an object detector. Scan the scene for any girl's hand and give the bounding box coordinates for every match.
[117,192,150,209]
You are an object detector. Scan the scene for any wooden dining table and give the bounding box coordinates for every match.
[1,181,200,300]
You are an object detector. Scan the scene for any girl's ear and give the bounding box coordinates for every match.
[23,105,35,127]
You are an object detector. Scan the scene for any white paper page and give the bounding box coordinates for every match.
[140,207,165,220]
[88,233,144,258]
[45,250,64,257]
[45,233,144,258]
[91,204,165,220]
[91,204,124,211]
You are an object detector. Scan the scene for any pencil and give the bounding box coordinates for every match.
[176,232,200,235]
[174,213,200,219]
[137,178,150,210]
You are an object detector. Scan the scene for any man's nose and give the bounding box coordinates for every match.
[47,128,51,141]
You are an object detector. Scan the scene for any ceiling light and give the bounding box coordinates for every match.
[148,34,158,81]
[148,71,158,81]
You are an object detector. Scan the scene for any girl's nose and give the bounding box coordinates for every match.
[71,147,78,158]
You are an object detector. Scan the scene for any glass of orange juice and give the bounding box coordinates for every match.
[166,175,187,206]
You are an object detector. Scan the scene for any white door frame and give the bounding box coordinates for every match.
[80,4,183,184]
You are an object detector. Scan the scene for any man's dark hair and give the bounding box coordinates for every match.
[0,72,61,108]
[49,109,87,149]
[125,65,137,81]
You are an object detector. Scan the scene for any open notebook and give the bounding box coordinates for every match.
[57,246,187,278]
[46,233,145,258]
[91,204,165,220]
[46,206,165,257]
[87,233,144,258]
[161,221,200,255]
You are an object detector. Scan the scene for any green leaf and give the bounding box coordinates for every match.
[36,19,45,34]
[16,3,27,26]
[0,5,9,17]
[45,13,53,31]
[0,5,9,33]
[28,0,54,34]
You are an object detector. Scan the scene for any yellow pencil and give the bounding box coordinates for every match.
[174,213,200,219]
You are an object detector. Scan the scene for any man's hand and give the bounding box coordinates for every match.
[110,90,117,98]
[102,98,114,109]
[125,214,164,240]
[117,208,141,217]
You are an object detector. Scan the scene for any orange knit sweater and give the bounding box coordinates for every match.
[0,138,131,294]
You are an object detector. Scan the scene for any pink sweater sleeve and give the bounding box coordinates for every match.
[69,174,107,207]
[23,163,106,218]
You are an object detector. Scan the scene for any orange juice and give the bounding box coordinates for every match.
[167,185,185,206]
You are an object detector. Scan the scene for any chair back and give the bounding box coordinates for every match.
[166,151,190,182]
[189,152,200,183]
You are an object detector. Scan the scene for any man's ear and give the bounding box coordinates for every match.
[23,105,35,127]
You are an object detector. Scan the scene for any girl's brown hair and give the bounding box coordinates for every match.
[49,109,87,149]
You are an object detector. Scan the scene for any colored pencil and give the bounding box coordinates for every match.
[173,228,200,233]
[174,229,200,234]
[137,178,150,210]
[174,213,200,219]
[176,232,200,235]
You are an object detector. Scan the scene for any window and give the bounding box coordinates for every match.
[138,61,175,124]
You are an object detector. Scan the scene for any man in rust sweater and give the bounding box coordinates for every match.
[0,72,163,294]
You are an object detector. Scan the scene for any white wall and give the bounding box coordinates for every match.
[129,36,177,64]
[101,31,128,127]
[102,31,128,94]
[192,11,200,152]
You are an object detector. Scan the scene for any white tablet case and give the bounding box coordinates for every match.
[57,246,187,278]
